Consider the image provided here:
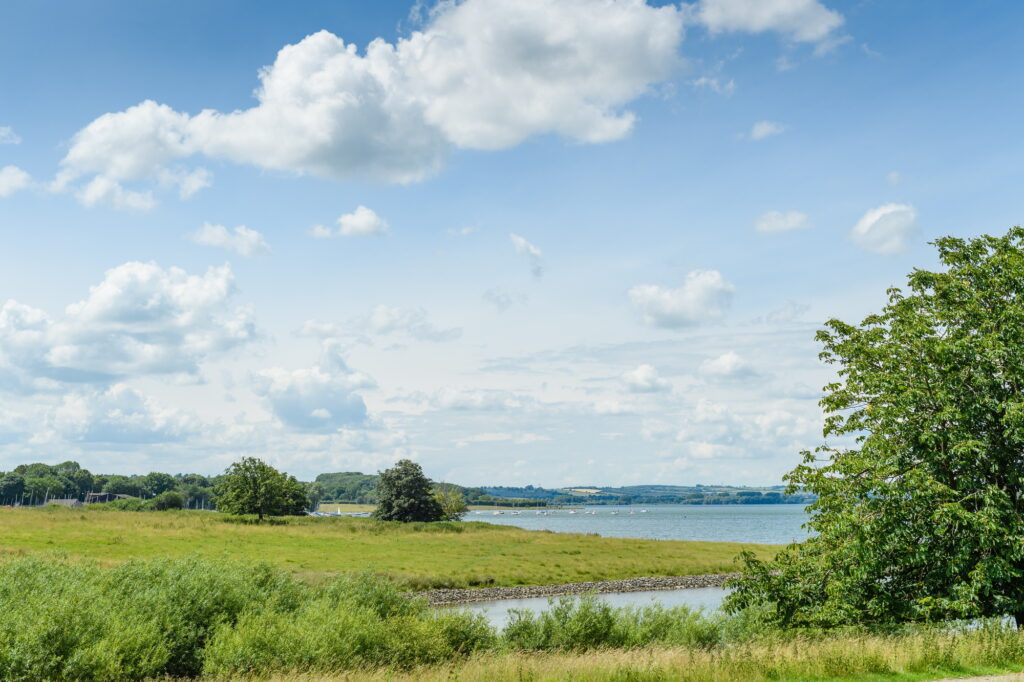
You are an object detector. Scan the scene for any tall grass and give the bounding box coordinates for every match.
[2,556,1024,681]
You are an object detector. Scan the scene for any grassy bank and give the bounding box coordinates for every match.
[0,507,772,588]
[3,554,1023,681]
[267,633,1024,681]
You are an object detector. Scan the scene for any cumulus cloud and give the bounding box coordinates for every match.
[850,203,917,255]
[255,341,374,432]
[190,223,269,256]
[749,120,785,140]
[0,262,256,390]
[694,0,844,44]
[629,270,735,328]
[338,206,389,237]
[53,384,199,443]
[699,351,756,379]
[56,0,684,205]
[622,364,671,392]
[754,210,808,233]
[0,127,20,145]
[510,233,544,278]
[0,166,31,197]
[671,398,816,463]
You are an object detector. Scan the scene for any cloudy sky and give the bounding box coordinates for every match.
[1,0,1022,485]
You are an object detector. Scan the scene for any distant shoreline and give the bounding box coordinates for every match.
[419,573,738,606]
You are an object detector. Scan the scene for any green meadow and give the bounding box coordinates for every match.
[0,506,773,588]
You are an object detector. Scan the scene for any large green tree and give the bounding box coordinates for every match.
[373,460,443,522]
[727,228,1024,628]
[215,458,307,521]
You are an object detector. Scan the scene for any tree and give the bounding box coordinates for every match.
[433,485,468,521]
[143,472,177,497]
[727,228,1024,628]
[305,482,324,511]
[103,475,145,498]
[373,460,443,522]
[215,458,305,521]
[0,473,25,504]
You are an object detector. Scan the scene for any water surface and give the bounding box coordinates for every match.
[472,504,810,544]
[456,587,728,629]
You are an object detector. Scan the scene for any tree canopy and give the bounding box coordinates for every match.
[727,227,1024,628]
[372,460,443,523]
[215,458,308,521]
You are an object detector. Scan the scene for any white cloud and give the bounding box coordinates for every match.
[255,340,374,432]
[53,384,199,444]
[0,262,256,390]
[754,210,808,233]
[76,175,155,210]
[446,225,478,237]
[364,305,460,342]
[338,206,388,237]
[190,223,269,256]
[850,203,917,255]
[308,225,334,239]
[622,364,671,392]
[629,270,735,328]
[699,351,756,379]
[0,166,31,197]
[57,0,684,202]
[302,305,460,344]
[694,0,844,44]
[749,120,785,140]
[886,170,902,185]
[510,233,544,278]
[691,76,735,96]
[433,388,531,412]
[455,431,551,447]
[0,127,20,145]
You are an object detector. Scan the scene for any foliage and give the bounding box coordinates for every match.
[7,554,1024,681]
[151,490,185,510]
[434,485,469,521]
[373,459,444,523]
[215,457,308,521]
[727,227,1024,628]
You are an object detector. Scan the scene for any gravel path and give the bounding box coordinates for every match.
[419,573,738,606]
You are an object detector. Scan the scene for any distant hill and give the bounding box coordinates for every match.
[479,483,812,505]
[315,473,812,506]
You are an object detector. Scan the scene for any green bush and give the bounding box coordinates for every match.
[503,595,728,651]
[151,490,185,510]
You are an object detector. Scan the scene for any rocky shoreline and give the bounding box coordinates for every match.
[420,573,739,606]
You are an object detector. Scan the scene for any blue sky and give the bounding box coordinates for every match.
[1,0,1022,485]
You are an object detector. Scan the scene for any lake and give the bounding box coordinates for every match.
[471,504,811,544]
[455,587,729,629]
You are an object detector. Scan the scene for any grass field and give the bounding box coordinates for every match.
[0,506,774,588]
[265,631,1024,681]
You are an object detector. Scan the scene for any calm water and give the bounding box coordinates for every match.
[455,587,728,629]
[471,504,810,544]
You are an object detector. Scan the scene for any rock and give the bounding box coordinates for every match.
[418,573,740,606]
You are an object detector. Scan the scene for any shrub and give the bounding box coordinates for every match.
[151,491,185,510]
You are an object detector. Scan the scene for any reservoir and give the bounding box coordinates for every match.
[471,503,810,544]
[454,586,729,629]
